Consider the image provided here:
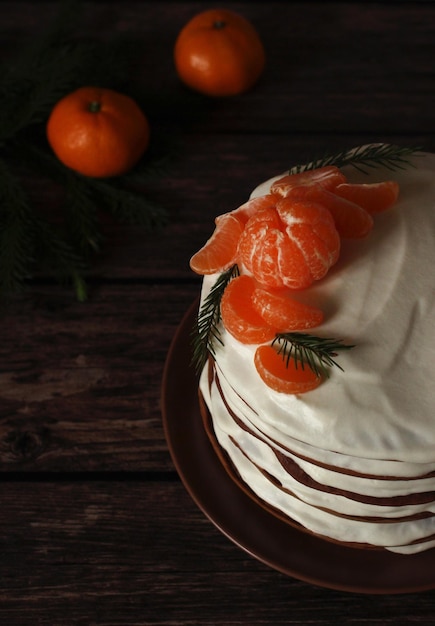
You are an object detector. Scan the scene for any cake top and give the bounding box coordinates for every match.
[191,146,435,463]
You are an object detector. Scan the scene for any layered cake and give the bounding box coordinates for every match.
[190,145,435,554]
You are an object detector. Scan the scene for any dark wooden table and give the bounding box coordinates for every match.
[1,1,435,624]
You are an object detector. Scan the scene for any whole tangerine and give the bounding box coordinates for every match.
[174,8,265,97]
[46,86,150,178]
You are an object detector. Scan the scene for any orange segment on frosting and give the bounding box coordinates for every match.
[270,166,347,196]
[220,275,276,344]
[334,181,399,214]
[252,286,324,331]
[284,184,374,238]
[190,212,244,275]
[254,344,322,394]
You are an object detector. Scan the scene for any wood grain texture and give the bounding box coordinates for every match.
[1,1,435,622]
[0,283,197,471]
[0,481,435,626]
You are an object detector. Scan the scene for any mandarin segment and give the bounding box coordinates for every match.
[249,228,287,289]
[284,184,373,239]
[232,194,279,224]
[237,206,284,288]
[190,212,244,274]
[220,275,277,344]
[270,166,347,197]
[285,222,336,281]
[254,344,322,394]
[252,287,324,331]
[277,197,341,274]
[334,181,399,214]
[277,235,313,289]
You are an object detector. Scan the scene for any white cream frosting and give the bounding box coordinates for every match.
[198,152,435,553]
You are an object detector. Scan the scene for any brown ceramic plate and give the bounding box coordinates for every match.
[161,301,435,594]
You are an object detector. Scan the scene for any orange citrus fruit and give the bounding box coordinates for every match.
[46,86,150,178]
[334,181,399,214]
[220,275,276,344]
[254,345,322,394]
[174,9,265,97]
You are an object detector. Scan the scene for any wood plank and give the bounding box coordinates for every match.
[0,480,434,625]
[0,283,198,471]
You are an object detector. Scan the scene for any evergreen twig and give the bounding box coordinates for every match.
[272,333,355,378]
[0,0,170,300]
[290,143,422,175]
[0,159,35,296]
[191,264,240,374]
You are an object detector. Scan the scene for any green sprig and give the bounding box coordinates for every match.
[0,0,169,301]
[272,333,355,378]
[191,264,240,374]
[290,143,422,175]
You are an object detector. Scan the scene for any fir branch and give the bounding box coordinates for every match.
[191,264,240,374]
[0,159,35,296]
[290,143,422,175]
[31,215,89,302]
[64,175,104,255]
[0,2,171,301]
[0,155,88,301]
[272,333,355,378]
[88,178,169,231]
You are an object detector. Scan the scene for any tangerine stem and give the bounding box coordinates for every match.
[213,20,226,29]
[88,101,101,113]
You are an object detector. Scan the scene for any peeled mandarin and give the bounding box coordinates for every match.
[238,197,340,290]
